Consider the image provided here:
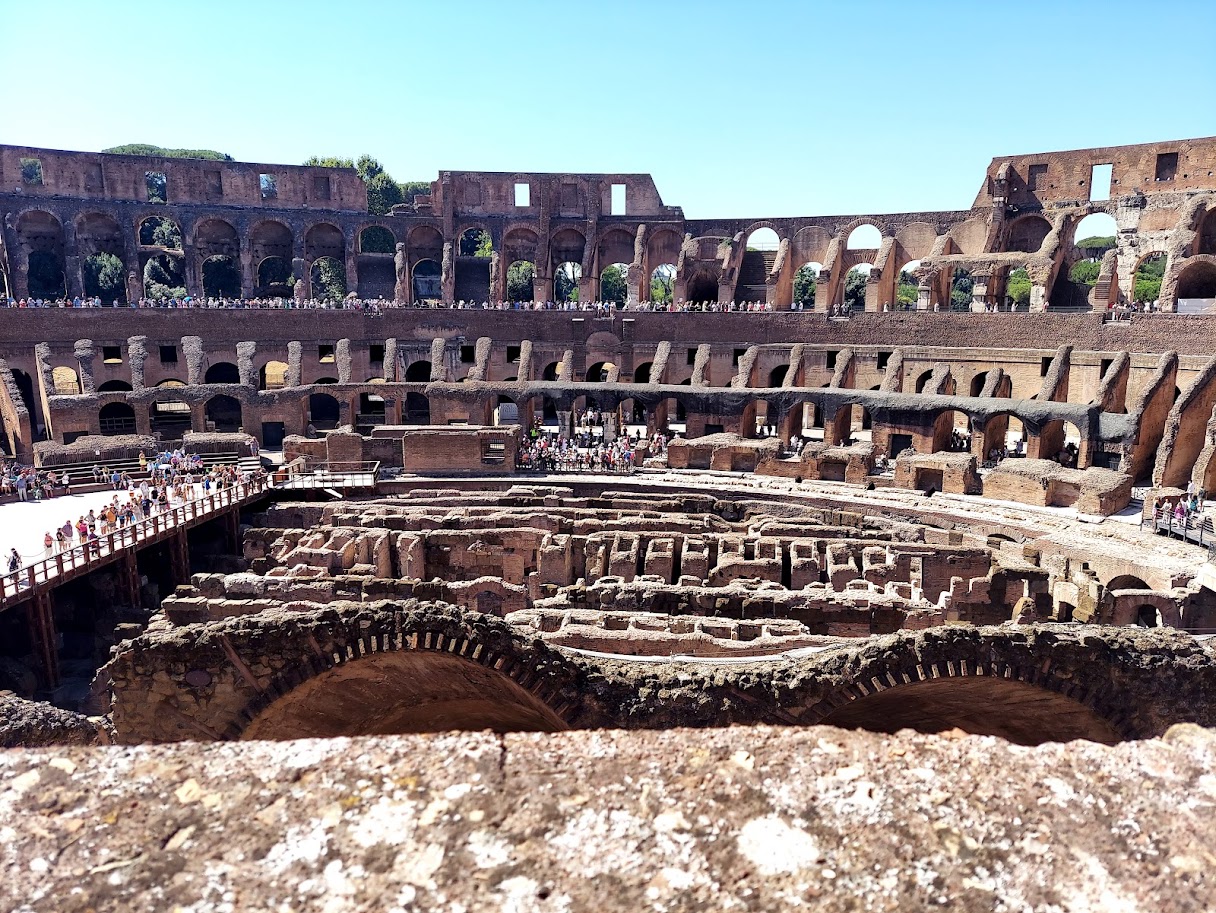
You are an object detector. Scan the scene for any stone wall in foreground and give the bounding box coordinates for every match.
[1,724,1213,911]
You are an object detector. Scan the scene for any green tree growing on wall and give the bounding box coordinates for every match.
[601,265,628,304]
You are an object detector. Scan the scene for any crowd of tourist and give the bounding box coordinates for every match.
[1149,482,1209,532]
[514,419,645,473]
[3,449,262,578]
[1,460,73,502]
[2,294,787,314]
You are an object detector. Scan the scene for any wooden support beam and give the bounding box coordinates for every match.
[27,591,59,689]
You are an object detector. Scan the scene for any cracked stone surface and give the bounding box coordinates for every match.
[1,723,1214,912]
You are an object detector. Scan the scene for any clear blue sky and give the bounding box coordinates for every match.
[4,0,1214,218]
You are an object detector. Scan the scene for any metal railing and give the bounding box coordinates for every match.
[1143,512,1216,547]
[275,461,380,489]
[0,477,270,607]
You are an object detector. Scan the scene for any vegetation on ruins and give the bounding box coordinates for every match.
[304,154,429,216]
[1069,259,1102,286]
[1076,235,1116,255]
[897,270,918,307]
[102,144,232,161]
[601,265,628,304]
[82,252,124,301]
[794,265,817,307]
[506,261,535,302]
[1134,254,1166,302]
[555,263,581,302]
[950,268,973,310]
[844,268,867,310]
[459,230,493,258]
[1007,268,1032,307]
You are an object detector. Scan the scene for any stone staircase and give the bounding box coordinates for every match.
[735,250,776,302]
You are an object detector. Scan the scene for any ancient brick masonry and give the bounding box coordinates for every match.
[3,137,1216,310]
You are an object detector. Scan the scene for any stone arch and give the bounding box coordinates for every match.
[98,401,137,436]
[149,397,191,435]
[407,224,444,260]
[204,362,240,385]
[204,394,242,433]
[192,218,240,259]
[502,226,540,265]
[549,227,586,277]
[1005,215,1052,254]
[744,226,781,250]
[17,210,65,298]
[1107,574,1151,591]
[358,225,396,254]
[308,392,341,429]
[249,219,293,263]
[404,360,432,383]
[801,631,1126,745]
[305,222,345,261]
[259,360,289,390]
[201,255,240,298]
[75,212,125,258]
[404,392,430,424]
[844,222,883,250]
[1176,259,1216,301]
[97,379,133,392]
[51,366,81,396]
[138,215,183,249]
[255,256,292,297]
[412,259,441,301]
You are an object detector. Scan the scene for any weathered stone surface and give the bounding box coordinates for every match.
[0,695,103,748]
[1,724,1215,912]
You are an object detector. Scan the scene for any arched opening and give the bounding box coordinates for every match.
[204,362,240,385]
[82,252,126,302]
[256,256,293,297]
[818,677,1120,746]
[304,223,344,261]
[201,255,240,299]
[1107,575,1151,591]
[1133,253,1166,304]
[139,216,182,249]
[846,224,882,250]
[413,259,441,301]
[1072,212,1117,255]
[600,263,630,305]
[204,395,242,433]
[686,273,718,303]
[984,413,1026,460]
[359,226,396,254]
[633,362,654,384]
[790,262,819,310]
[143,253,185,299]
[51,366,81,396]
[27,250,66,299]
[842,264,871,310]
[1135,605,1161,628]
[1177,261,1216,303]
[240,650,567,740]
[358,392,386,425]
[310,256,347,301]
[97,380,133,392]
[650,264,676,304]
[1038,419,1082,467]
[259,361,289,391]
[1006,216,1052,254]
[913,369,934,394]
[404,392,430,425]
[768,365,788,388]
[249,220,293,268]
[10,369,35,416]
[98,402,136,436]
[542,361,562,382]
[506,260,535,302]
[949,267,973,311]
[740,229,780,303]
[149,399,191,436]
[555,262,581,302]
[493,395,519,426]
[455,228,492,301]
[894,260,921,310]
[308,393,341,431]
[404,360,432,383]
[586,362,615,383]
[933,409,972,453]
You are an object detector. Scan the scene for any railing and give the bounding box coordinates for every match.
[275,461,380,489]
[1143,512,1216,547]
[0,477,270,607]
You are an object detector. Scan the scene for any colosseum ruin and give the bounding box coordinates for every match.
[2,138,1216,910]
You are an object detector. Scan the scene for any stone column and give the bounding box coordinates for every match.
[236,341,257,387]
[239,236,254,299]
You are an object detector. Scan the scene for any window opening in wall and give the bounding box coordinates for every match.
[507,346,521,363]
[732,348,746,366]
[1155,153,1178,182]
[205,170,223,199]
[318,344,335,363]
[877,351,891,370]
[611,183,627,215]
[1041,356,1053,376]
[514,183,530,207]
[482,441,507,464]
[1028,164,1048,191]
[687,347,698,365]
[1100,358,1113,378]
[159,345,178,364]
[826,350,839,370]
[20,158,43,186]
[312,174,331,200]
[102,346,122,364]
[461,345,476,364]
[1088,164,1113,201]
[260,174,278,200]
[369,344,385,364]
[145,171,167,203]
